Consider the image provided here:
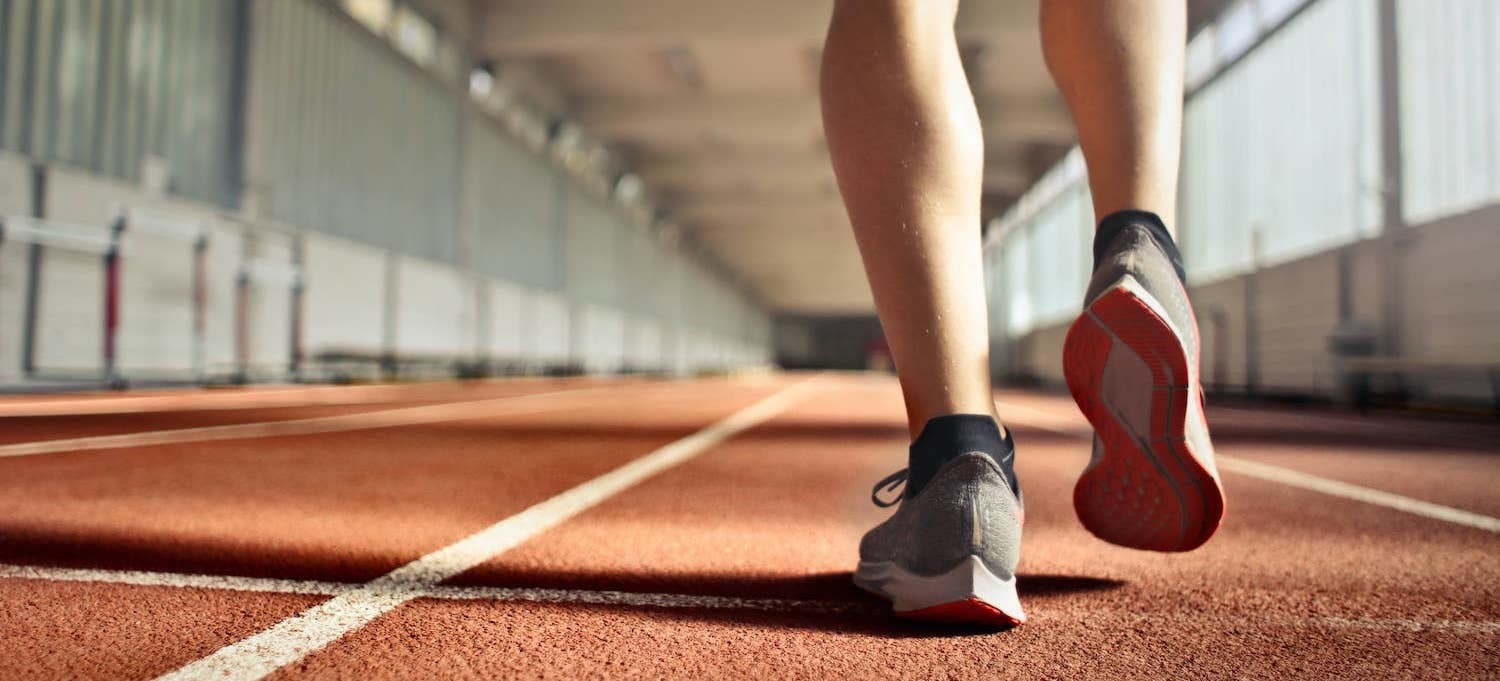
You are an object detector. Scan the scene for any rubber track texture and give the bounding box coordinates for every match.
[1063,284,1225,552]
[901,597,1023,628]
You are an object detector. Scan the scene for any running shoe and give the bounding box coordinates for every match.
[1063,211,1225,552]
[854,426,1025,626]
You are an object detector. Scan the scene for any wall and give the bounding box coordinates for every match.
[0,0,243,209]
[0,154,35,382]
[984,0,1500,406]
[0,0,774,387]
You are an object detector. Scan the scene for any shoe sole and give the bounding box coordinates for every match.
[853,555,1025,627]
[1063,274,1225,552]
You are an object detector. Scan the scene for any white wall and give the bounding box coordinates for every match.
[579,303,626,373]
[529,291,572,364]
[626,315,664,371]
[302,231,387,355]
[1397,0,1500,225]
[243,230,296,377]
[485,278,526,360]
[394,255,475,356]
[0,154,34,381]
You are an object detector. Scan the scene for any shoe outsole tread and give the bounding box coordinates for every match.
[1064,282,1225,552]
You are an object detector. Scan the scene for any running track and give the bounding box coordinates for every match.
[1,373,1496,679]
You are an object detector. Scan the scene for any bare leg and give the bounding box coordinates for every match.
[1041,0,1186,230]
[820,0,996,437]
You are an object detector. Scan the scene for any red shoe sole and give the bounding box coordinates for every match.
[899,597,1025,628]
[1063,283,1225,552]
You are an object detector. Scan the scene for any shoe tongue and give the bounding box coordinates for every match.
[906,414,1016,499]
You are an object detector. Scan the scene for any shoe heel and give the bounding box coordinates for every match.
[1064,277,1224,552]
[855,555,1025,626]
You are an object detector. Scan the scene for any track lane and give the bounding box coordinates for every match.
[996,390,1500,521]
[0,379,784,582]
[158,378,815,680]
[283,376,1498,679]
[0,580,327,680]
[0,379,635,445]
[0,377,798,680]
[2,375,1495,679]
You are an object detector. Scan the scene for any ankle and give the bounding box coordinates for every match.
[906,414,1017,498]
[1094,209,1186,284]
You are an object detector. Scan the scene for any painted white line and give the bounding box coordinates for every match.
[5,562,1495,635]
[0,386,612,459]
[154,379,817,681]
[996,402,1500,533]
[0,378,603,418]
[0,563,862,614]
[1311,616,1500,635]
[0,385,403,417]
[1214,457,1500,533]
[431,584,862,614]
[0,563,356,597]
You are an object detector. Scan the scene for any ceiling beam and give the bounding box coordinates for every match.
[671,196,849,228]
[634,147,834,185]
[481,0,1037,56]
[574,93,1073,145]
[574,95,822,138]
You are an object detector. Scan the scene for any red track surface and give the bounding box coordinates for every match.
[1,374,1496,679]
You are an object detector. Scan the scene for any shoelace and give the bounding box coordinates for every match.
[870,469,909,508]
[870,429,1017,508]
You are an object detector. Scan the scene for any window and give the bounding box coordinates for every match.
[391,5,437,66]
[342,0,392,34]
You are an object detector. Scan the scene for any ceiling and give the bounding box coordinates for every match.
[439,0,1231,315]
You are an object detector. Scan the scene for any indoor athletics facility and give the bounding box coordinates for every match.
[0,0,1496,678]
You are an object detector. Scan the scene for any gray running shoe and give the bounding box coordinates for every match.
[853,432,1025,626]
[1064,211,1225,552]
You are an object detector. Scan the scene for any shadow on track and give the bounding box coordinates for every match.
[441,569,1126,637]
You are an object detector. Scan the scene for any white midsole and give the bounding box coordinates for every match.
[853,555,1024,619]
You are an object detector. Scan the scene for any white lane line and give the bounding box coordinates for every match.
[0,564,858,614]
[423,584,862,614]
[1311,616,1500,635]
[5,562,1495,635]
[997,402,1500,533]
[0,386,613,459]
[0,378,605,418]
[1214,457,1500,533]
[0,385,403,417]
[0,563,357,597]
[155,379,817,681]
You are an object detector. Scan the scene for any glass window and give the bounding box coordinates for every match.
[342,0,392,34]
[391,5,436,66]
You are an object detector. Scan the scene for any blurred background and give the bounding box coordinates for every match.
[0,0,1494,411]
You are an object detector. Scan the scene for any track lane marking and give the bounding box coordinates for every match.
[4,563,1495,635]
[154,378,817,681]
[1213,457,1500,533]
[996,399,1500,533]
[0,563,858,615]
[0,385,405,417]
[0,386,619,459]
[0,378,610,417]
[0,564,356,597]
